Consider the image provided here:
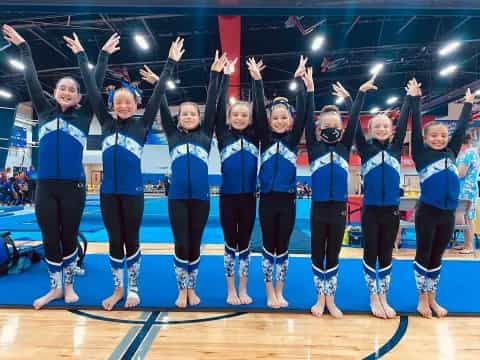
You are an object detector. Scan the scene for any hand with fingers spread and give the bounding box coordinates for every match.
[224,57,238,75]
[246,58,265,80]
[63,33,85,54]
[405,78,422,97]
[294,55,308,79]
[2,24,25,46]
[102,33,120,55]
[302,67,314,92]
[211,50,228,72]
[168,37,185,62]
[359,74,378,93]
[332,82,350,100]
[139,65,159,85]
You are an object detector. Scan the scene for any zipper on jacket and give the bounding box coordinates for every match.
[114,125,119,193]
[271,142,280,192]
[187,143,192,198]
[381,151,385,205]
[56,118,60,177]
[241,137,245,193]
[329,150,334,199]
[444,155,448,208]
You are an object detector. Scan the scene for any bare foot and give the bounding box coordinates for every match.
[33,288,63,310]
[64,284,79,304]
[226,276,241,305]
[125,292,140,308]
[417,293,433,319]
[102,287,124,311]
[325,295,343,318]
[175,289,188,308]
[187,289,201,306]
[226,289,241,305]
[311,294,325,317]
[265,283,280,309]
[428,293,448,318]
[379,294,396,319]
[239,291,253,305]
[275,281,288,308]
[275,292,289,308]
[238,277,252,304]
[370,294,387,319]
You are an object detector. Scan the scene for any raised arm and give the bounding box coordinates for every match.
[215,73,230,140]
[345,77,376,149]
[448,88,474,156]
[302,67,316,146]
[92,33,120,89]
[139,38,185,135]
[289,56,309,146]
[391,94,412,151]
[332,81,352,113]
[3,25,51,116]
[409,79,424,159]
[247,58,268,141]
[202,50,227,137]
[65,33,112,126]
[142,59,177,132]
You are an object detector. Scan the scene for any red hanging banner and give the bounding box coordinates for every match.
[218,16,241,100]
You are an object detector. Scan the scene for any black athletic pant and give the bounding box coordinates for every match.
[362,206,400,270]
[35,180,86,264]
[100,193,144,260]
[259,192,295,255]
[311,201,346,270]
[169,199,210,262]
[414,201,455,269]
[220,193,256,252]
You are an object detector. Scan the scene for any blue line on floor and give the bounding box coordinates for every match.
[121,311,159,360]
[363,315,409,359]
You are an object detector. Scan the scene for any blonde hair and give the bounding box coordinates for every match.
[368,113,392,131]
[227,101,252,122]
[423,121,448,136]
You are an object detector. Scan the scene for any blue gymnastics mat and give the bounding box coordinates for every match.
[0,254,479,315]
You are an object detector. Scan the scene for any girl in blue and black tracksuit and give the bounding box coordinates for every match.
[3,25,112,309]
[356,83,412,319]
[307,79,371,318]
[75,35,175,310]
[411,83,473,318]
[215,69,259,305]
[159,49,224,308]
[250,57,307,308]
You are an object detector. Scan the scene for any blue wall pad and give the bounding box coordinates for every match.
[0,254,478,315]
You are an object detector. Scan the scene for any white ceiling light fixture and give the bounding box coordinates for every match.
[311,35,325,52]
[438,41,461,57]
[439,64,458,77]
[134,33,150,51]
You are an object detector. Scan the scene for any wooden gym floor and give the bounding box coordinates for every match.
[0,244,479,359]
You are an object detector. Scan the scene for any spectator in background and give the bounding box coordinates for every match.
[26,165,37,203]
[156,180,164,191]
[456,134,480,254]
[5,167,13,179]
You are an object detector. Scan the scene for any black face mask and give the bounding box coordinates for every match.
[320,128,343,143]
